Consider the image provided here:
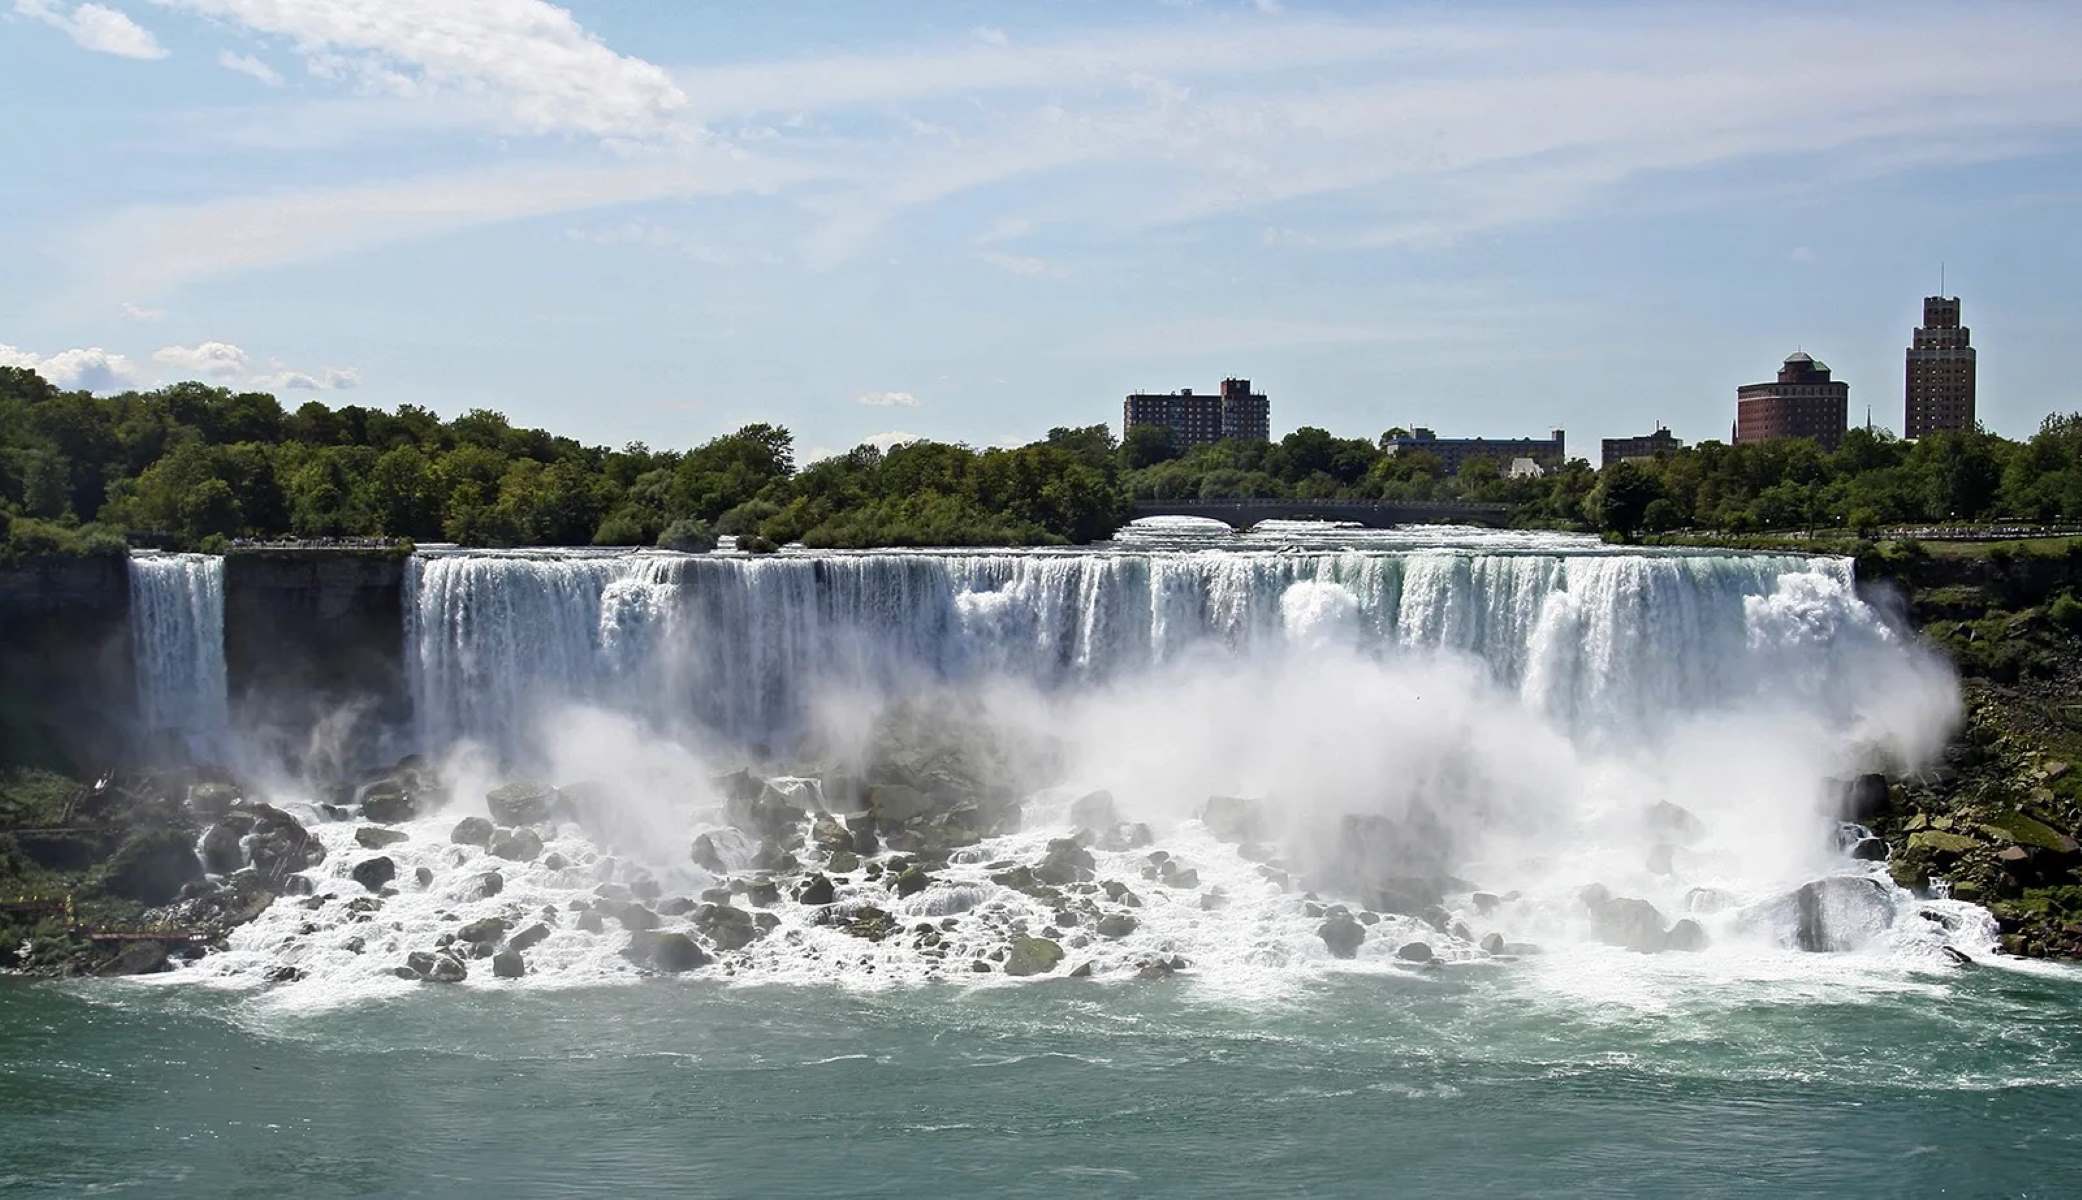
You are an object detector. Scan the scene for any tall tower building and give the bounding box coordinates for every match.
[1905,295,1976,438]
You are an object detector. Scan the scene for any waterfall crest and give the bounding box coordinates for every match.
[403,547,1884,753]
[128,553,230,755]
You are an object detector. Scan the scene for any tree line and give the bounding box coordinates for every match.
[3,363,2080,556]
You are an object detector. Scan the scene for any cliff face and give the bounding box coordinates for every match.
[223,552,408,763]
[0,556,132,770]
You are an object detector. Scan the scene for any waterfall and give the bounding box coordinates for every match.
[128,553,229,756]
[403,546,1889,754]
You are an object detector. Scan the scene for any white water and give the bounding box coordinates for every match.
[402,541,1908,755]
[128,552,229,757]
[143,528,1997,1007]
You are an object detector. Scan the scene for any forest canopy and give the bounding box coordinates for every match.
[3,364,2079,556]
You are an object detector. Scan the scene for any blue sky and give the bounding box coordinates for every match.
[3,1,2079,459]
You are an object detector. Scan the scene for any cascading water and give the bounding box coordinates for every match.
[403,544,1888,753]
[127,552,230,757]
[185,528,1984,1002]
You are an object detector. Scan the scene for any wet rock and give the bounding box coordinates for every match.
[356,826,409,851]
[1070,790,1120,832]
[426,953,468,983]
[1161,864,1201,889]
[847,814,880,857]
[1068,962,1094,979]
[894,866,931,897]
[95,940,172,976]
[360,782,417,824]
[657,897,696,917]
[690,833,728,874]
[798,874,836,906]
[1096,913,1138,939]
[487,781,556,826]
[457,917,509,946]
[867,783,936,826]
[651,932,711,972]
[1479,932,1505,954]
[694,903,758,951]
[1586,894,1668,953]
[404,950,438,977]
[455,870,503,901]
[489,827,544,863]
[1363,877,1446,917]
[1199,795,1270,843]
[492,950,526,979]
[201,823,246,874]
[451,817,494,847]
[1004,936,1066,977]
[575,909,606,933]
[1848,837,1889,862]
[749,842,800,874]
[1645,800,1706,844]
[1035,838,1096,885]
[1792,876,1893,952]
[185,781,240,821]
[1395,941,1433,962]
[1318,911,1366,959]
[350,856,397,893]
[1662,919,1708,952]
[414,866,434,888]
[744,879,782,908]
[105,830,204,905]
[509,923,552,952]
[614,904,661,932]
[1837,774,1892,823]
[1940,946,1973,968]
[827,850,860,874]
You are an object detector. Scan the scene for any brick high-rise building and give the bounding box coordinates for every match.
[1735,352,1848,449]
[1905,295,1976,438]
[1123,378,1269,448]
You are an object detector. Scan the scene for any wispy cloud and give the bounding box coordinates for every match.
[217,49,283,86]
[154,0,686,137]
[856,391,920,408]
[152,340,249,377]
[15,0,167,59]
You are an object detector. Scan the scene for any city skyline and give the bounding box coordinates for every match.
[4,2,2080,460]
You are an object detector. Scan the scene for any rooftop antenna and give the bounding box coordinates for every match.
[1941,261,1946,295]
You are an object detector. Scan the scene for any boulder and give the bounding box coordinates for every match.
[1792,876,1894,952]
[487,781,556,826]
[1070,790,1120,832]
[1395,941,1433,962]
[1095,913,1138,940]
[575,909,605,933]
[894,866,931,897]
[690,833,728,874]
[1837,774,1892,823]
[95,940,172,976]
[1479,932,1505,954]
[614,904,661,932]
[694,903,758,951]
[356,827,409,850]
[350,856,396,893]
[1586,894,1668,953]
[360,781,417,824]
[426,953,468,983]
[1035,838,1096,885]
[491,950,526,979]
[457,917,509,946]
[1318,911,1366,959]
[245,805,325,879]
[451,817,495,847]
[201,823,246,874]
[827,850,860,874]
[1662,918,1708,952]
[489,827,544,863]
[185,782,240,821]
[1644,800,1705,844]
[866,783,936,826]
[509,923,552,952]
[1004,936,1067,977]
[1848,837,1889,862]
[455,870,504,901]
[1199,795,1270,843]
[798,874,836,906]
[648,932,711,972]
[744,879,782,907]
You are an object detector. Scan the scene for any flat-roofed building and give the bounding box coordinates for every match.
[1380,427,1566,474]
[1601,425,1684,468]
[1122,378,1269,448]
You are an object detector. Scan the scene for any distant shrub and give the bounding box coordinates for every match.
[2052,591,2082,633]
[716,499,783,536]
[656,518,718,554]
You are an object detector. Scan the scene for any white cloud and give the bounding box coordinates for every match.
[856,390,920,408]
[120,300,164,320]
[152,340,250,377]
[979,250,1064,278]
[252,366,358,391]
[153,0,687,137]
[217,49,282,86]
[0,343,143,391]
[14,0,167,59]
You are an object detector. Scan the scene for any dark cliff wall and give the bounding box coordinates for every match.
[0,555,132,770]
[223,552,408,765]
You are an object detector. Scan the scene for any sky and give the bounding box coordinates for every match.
[3,1,2080,461]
